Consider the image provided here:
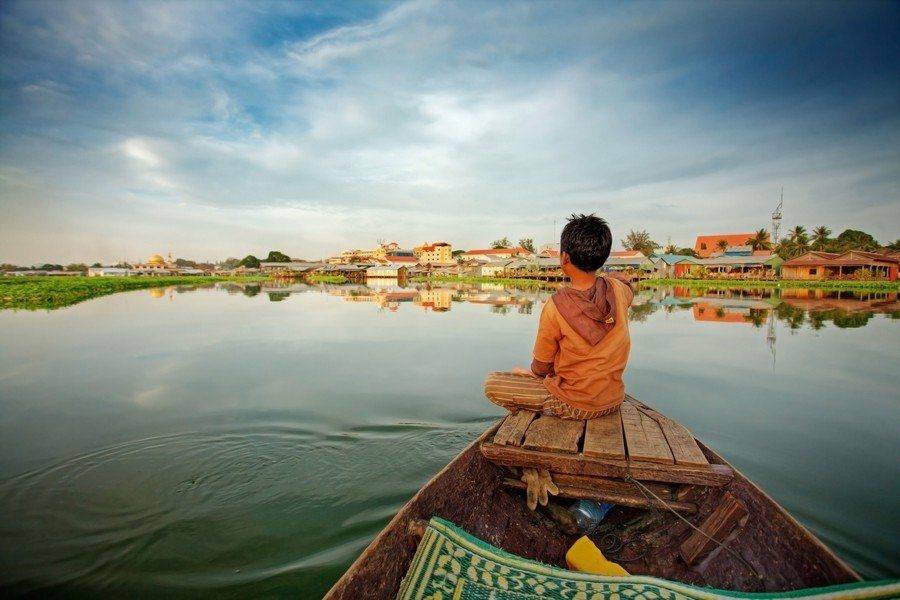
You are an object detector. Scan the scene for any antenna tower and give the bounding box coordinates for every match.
[771,187,783,245]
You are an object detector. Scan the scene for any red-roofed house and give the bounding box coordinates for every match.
[782,251,899,281]
[610,250,647,259]
[386,255,418,265]
[462,247,533,261]
[694,234,755,258]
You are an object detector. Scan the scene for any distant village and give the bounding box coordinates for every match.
[3,228,899,283]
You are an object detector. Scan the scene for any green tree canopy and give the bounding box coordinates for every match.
[811,226,831,249]
[788,225,809,246]
[265,250,291,262]
[833,229,879,251]
[174,258,197,267]
[748,229,772,251]
[66,263,88,272]
[491,237,511,249]
[91,262,102,268]
[239,255,261,268]
[518,238,535,252]
[219,257,241,270]
[621,230,660,257]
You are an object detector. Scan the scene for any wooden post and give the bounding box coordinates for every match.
[679,492,748,565]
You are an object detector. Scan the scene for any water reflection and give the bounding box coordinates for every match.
[638,285,898,329]
[216,279,898,327]
[211,279,898,367]
[1,278,897,591]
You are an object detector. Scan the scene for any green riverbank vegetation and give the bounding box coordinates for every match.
[306,274,348,284]
[638,278,900,292]
[0,275,267,311]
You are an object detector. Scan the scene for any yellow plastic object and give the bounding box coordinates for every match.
[566,536,630,576]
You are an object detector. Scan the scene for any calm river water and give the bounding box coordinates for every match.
[0,281,897,596]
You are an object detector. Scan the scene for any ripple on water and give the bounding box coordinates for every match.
[0,422,482,596]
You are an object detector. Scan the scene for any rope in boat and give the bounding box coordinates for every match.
[624,405,762,580]
[623,471,760,579]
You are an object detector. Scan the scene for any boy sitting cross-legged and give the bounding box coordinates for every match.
[484,214,634,420]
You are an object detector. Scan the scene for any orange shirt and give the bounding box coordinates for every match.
[532,276,633,412]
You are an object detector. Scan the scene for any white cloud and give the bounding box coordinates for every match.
[120,138,163,168]
[0,0,897,263]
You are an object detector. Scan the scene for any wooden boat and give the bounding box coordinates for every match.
[325,397,860,598]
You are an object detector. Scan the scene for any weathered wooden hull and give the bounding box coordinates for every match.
[324,421,859,599]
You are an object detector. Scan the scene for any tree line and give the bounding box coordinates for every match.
[0,250,295,273]
[620,227,899,259]
[490,237,535,252]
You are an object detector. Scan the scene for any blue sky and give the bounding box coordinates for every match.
[1,0,898,263]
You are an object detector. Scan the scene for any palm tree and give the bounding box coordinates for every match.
[518,238,535,253]
[663,243,678,254]
[788,225,809,246]
[748,229,772,251]
[811,226,831,250]
[716,239,729,252]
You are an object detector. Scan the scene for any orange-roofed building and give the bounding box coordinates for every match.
[462,247,533,261]
[386,255,418,264]
[782,250,899,281]
[694,234,754,258]
[610,250,647,259]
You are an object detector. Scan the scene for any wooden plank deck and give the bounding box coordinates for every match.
[522,415,584,453]
[582,411,626,460]
[620,401,674,464]
[482,398,730,489]
[493,410,537,446]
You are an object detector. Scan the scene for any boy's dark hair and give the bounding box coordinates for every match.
[560,213,612,272]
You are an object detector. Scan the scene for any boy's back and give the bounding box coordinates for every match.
[535,274,633,413]
[484,213,633,420]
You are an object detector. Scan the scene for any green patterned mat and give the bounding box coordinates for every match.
[397,518,899,600]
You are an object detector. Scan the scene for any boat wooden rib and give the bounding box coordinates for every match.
[324,398,859,598]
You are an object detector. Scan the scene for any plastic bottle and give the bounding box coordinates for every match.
[568,499,614,534]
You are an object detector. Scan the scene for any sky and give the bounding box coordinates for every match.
[1,0,898,264]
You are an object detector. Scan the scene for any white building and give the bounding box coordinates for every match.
[87,267,131,277]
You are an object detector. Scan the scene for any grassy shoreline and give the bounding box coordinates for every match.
[0,275,267,311]
[306,274,348,284]
[638,278,900,291]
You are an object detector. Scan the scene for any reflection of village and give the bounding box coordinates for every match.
[216,278,899,327]
[231,280,550,314]
[204,279,899,362]
[326,283,547,314]
[633,284,898,357]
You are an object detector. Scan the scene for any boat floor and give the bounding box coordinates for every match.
[325,411,858,599]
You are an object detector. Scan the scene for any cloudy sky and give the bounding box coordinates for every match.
[1,0,898,264]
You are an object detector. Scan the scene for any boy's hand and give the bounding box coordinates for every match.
[511,366,536,378]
